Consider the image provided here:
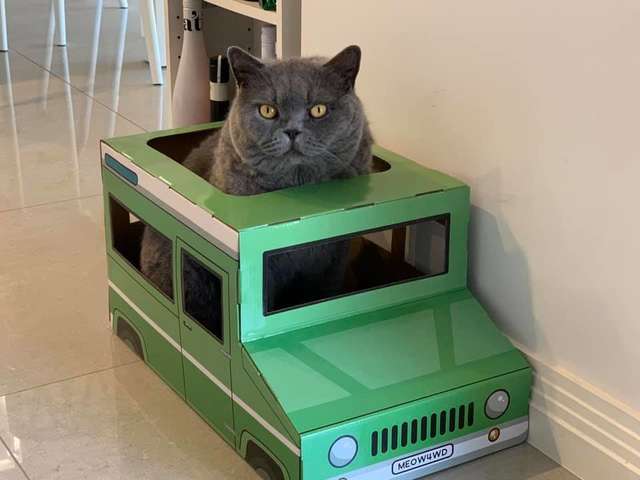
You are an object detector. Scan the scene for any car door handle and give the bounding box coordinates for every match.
[183,321,193,331]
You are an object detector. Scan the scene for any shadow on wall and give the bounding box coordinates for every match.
[468,206,538,350]
[468,205,570,460]
[468,206,561,457]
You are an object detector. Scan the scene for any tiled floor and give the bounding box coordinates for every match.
[0,1,580,479]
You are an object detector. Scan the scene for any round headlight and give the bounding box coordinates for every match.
[485,390,510,419]
[328,436,358,468]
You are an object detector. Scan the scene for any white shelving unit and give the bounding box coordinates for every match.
[164,0,301,92]
[204,0,277,24]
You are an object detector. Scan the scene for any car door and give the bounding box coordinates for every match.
[177,238,234,444]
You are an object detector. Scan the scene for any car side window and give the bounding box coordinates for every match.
[181,250,224,342]
[109,196,174,300]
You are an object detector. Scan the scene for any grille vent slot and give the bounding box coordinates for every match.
[370,402,475,457]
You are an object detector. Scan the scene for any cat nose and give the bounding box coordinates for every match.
[284,129,301,140]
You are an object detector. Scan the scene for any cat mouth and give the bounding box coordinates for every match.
[282,151,305,164]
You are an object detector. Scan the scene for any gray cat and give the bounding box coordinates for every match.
[140,45,373,313]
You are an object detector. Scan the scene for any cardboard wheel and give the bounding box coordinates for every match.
[116,318,144,360]
[248,455,283,480]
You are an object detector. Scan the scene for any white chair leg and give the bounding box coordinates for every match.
[155,0,166,67]
[139,8,144,37]
[42,0,56,109]
[110,7,128,135]
[79,0,103,146]
[1,52,24,206]
[140,0,163,85]
[54,0,67,46]
[119,0,129,8]
[0,0,8,52]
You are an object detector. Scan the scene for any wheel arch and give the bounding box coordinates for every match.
[240,430,291,480]
[113,309,147,361]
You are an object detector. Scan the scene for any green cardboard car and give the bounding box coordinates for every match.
[100,123,531,480]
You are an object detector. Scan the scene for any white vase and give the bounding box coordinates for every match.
[172,0,210,127]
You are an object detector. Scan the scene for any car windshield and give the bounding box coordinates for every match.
[264,215,450,314]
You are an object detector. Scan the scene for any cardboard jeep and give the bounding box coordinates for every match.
[100,123,531,480]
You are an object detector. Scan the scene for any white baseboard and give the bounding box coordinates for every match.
[510,340,640,480]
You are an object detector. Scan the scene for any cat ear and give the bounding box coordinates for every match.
[323,45,362,93]
[227,46,265,88]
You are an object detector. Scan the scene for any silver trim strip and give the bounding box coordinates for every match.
[108,281,301,457]
[109,281,181,351]
[101,144,239,259]
[182,348,232,398]
[234,392,302,457]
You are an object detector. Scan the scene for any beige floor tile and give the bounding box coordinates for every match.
[5,1,171,133]
[0,362,259,480]
[0,440,26,480]
[0,50,143,212]
[0,196,139,397]
[426,443,579,480]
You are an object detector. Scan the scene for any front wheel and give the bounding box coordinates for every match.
[247,450,284,480]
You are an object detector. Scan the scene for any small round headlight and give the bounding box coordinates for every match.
[329,436,358,468]
[485,390,510,419]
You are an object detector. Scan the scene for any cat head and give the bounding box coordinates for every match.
[224,45,370,186]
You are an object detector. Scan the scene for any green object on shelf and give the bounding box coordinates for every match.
[99,123,532,480]
[260,0,276,11]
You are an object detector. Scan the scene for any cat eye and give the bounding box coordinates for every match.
[309,104,328,119]
[259,104,278,119]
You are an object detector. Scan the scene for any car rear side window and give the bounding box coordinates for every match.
[109,196,174,300]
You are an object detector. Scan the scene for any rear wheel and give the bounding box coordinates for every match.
[116,317,144,360]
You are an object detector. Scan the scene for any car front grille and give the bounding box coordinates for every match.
[371,402,475,457]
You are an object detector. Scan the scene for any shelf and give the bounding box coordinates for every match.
[204,0,278,25]
[165,0,299,92]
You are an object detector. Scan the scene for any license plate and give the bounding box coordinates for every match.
[391,444,454,475]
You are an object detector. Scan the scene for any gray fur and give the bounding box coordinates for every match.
[140,46,373,308]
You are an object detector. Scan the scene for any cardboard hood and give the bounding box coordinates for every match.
[244,289,530,434]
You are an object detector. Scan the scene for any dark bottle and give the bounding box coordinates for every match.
[260,0,276,11]
[210,55,230,122]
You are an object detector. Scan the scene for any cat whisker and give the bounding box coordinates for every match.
[258,138,289,156]
[300,138,328,156]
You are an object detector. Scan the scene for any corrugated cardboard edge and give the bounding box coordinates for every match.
[100,142,239,259]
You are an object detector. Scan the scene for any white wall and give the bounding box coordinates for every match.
[301,0,640,415]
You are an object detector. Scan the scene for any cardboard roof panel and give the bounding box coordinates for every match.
[104,124,466,232]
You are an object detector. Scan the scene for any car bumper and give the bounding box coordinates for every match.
[328,417,528,480]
